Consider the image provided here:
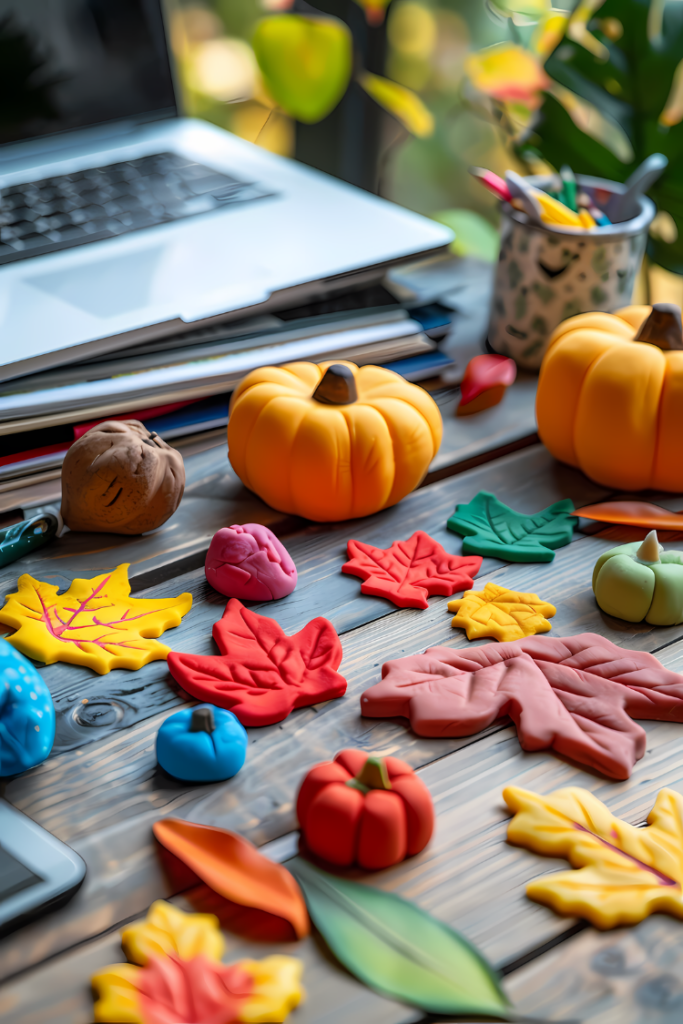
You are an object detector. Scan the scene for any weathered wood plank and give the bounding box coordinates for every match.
[19,444,612,755]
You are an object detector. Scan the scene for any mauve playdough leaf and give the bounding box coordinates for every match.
[167,599,346,726]
[505,785,683,928]
[573,501,683,532]
[153,819,310,940]
[0,564,192,675]
[289,857,509,1018]
[448,582,556,642]
[447,491,576,562]
[361,633,683,779]
[341,531,482,609]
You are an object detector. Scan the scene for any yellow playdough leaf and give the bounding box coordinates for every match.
[448,581,556,641]
[504,785,683,929]
[0,563,192,674]
[91,963,142,1023]
[121,900,225,966]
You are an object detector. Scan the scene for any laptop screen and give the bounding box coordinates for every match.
[0,0,177,147]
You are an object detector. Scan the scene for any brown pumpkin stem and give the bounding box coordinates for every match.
[346,756,392,794]
[190,707,215,733]
[312,364,358,405]
[635,303,683,350]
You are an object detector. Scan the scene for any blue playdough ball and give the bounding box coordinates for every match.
[0,638,55,776]
[156,704,247,782]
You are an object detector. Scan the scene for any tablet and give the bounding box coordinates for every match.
[0,800,86,935]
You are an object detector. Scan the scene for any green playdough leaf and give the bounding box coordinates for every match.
[447,491,575,563]
[289,857,510,1019]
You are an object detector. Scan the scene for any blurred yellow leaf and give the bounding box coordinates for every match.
[252,15,352,124]
[531,11,568,58]
[548,81,634,162]
[354,0,392,26]
[465,42,549,107]
[567,0,610,60]
[357,71,434,137]
[660,58,683,127]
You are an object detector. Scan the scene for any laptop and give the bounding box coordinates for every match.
[0,0,452,384]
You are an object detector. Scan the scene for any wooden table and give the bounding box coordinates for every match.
[3,375,683,1024]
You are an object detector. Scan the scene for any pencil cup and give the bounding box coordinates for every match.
[487,174,656,370]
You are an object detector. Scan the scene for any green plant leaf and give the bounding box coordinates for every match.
[447,490,576,563]
[528,0,683,273]
[252,14,352,124]
[288,857,510,1018]
[430,209,500,261]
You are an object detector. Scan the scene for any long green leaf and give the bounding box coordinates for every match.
[288,856,510,1019]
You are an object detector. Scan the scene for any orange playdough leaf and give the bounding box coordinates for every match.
[573,501,683,532]
[0,563,192,674]
[153,819,310,940]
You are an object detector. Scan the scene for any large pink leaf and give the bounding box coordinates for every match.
[361,633,683,779]
[167,599,346,726]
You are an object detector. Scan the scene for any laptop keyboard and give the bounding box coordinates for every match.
[0,152,272,266]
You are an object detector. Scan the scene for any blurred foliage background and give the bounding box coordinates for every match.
[166,0,683,299]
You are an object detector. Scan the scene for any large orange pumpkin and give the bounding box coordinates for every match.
[227,360,442,522]
[536,303,683,491]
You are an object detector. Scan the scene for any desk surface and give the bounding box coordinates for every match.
[2,377,683,1024]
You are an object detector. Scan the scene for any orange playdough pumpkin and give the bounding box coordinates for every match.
[227,361,442,522]
[536,304,683,491]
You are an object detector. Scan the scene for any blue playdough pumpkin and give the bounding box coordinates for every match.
[0,637,55,775]
[156,704,247,782]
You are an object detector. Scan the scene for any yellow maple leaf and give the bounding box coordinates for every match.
[504,785,683,929]
[121,900,225,966]
[0,563,192,674]
[447,581,556,641]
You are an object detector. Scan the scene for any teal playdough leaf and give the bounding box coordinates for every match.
[447,491,575,563]
[289,857,509,1018]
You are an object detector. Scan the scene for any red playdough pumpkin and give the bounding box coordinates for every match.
[296,748,434,870]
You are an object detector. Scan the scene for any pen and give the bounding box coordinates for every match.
[560,165,578,212]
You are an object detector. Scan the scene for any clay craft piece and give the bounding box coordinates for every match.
[61,420,185,535]
[296,748,434,870]
[0,512,60,569]
[447,491,576,562]
[341,531,482,609]
[92,899,304,1024]
[0,637,55,776]
[156,705,248,783]
[573,500,683,532]
[536,304,683,492]
[152,818,310,940]
[205,523,297,601]
[0,564,192,674]
[448,581,556,642]
[167,599,346,726]
[593,530,683,624]
[504,785,683,928]
[456,354,517,416]
[227,360,442,522]
[361,633,683,778]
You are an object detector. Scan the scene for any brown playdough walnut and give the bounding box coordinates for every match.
[61,421,185,535]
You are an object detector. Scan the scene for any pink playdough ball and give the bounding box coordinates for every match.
[205,523,297,601]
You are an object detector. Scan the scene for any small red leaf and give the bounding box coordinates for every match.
[361,633,683,779]
[457,355,516,416]
[167,599,346,725]
[138,953,252,1024]
[342,531,482,609]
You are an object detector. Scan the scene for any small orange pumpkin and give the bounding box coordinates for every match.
[536,303,683,491]
[227,361,442,522]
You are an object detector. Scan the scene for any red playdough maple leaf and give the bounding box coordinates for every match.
[341,531,482,609]
[361,633,683,779]
[167,599,346,726]
[138,953,252,1024]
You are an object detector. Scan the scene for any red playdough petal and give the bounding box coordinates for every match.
[361,633,683,780]
[342,531,482,610]
[305,785,364,866]
[153,818,309,939]
[459,354,517,407]
[357,790,408,870]
[296,761,352,829]
[390,774,435,855]
[137,954,251,1024]
[167,599,347,726]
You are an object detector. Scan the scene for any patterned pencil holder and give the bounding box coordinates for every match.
[487,174,655,370]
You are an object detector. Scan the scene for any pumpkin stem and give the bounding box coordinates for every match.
[312,364,358,405]
[636,530,661,563]
[635,303,683,350]
[190,706,216,733]
[346,756,392,794]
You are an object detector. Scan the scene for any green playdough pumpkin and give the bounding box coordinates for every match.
[592,530,683,625]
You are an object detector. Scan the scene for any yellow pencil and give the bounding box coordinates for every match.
[578,208,597,229]
[531,188,582,227]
